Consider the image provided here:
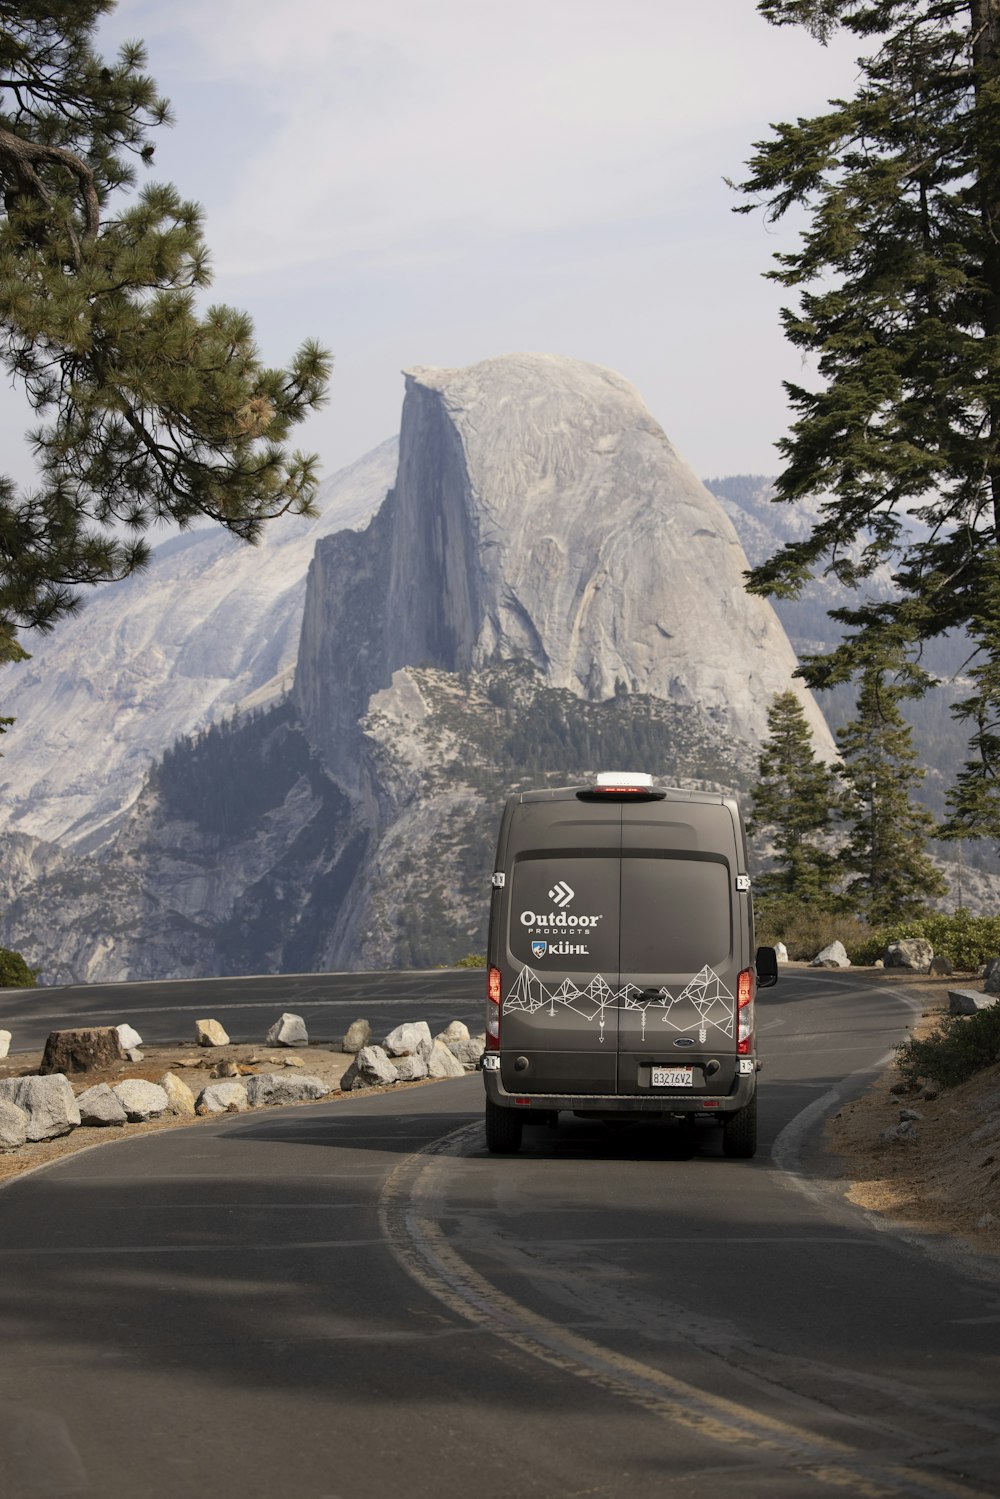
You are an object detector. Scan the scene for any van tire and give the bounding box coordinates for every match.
[485,1098,523,1154]
[722,1092,757,1159]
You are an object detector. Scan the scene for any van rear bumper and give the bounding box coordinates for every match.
[482,1066,755,1116]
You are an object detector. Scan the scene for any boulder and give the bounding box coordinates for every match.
[884,938,933,973]
[115,1023,143,1051]
[0,1098,28,1151]
[0,1029,11,1060]
[449,1036,486,1069]
[196,1080,249,1114]
[810,941,850,969]
[265,1012,309,1047]
[195,1018,230,1047]
[75,1083,128,1126]
[159,1072,197,1116]
[0,1075,80,1140]
[428,1039,466,1078]
[879,1119,919,1144]
[341,1018,371,1053]
[434,1020,470,1046]
[774,942,788,964]
[244,1072,331,1107]
[928,956,954,977]
[983,956,1000,994]
[383,1022,432,1062]
[949,989,999,1016]
[394,1054,429,1082]
[355,1045,399,1086]
[38,1026,125,1076]
[111,1079,169,1122]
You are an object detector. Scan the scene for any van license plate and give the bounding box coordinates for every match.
[650,1066,693,1087]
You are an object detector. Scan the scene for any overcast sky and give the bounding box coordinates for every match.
[4,2,862,490]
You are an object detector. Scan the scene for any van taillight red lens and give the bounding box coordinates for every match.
[486,965,501,1050]
[737,967,755,1056]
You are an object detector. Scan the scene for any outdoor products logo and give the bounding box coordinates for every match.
[548,881,575,907]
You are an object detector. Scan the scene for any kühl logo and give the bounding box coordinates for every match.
[548,881,574,907]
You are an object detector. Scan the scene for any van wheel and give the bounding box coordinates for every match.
[722,1093,757,1159]
[485,1099,523,1154]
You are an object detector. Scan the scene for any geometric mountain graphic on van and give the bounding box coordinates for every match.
[504,964,736,1045]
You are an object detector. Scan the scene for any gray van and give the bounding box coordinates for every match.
[481,772,777,1157]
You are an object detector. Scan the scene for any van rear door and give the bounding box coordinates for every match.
[500,799,621,1095]
[616,800,741,1096]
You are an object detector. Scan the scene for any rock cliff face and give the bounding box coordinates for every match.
[0,439,397,849]
[0,355,845,983]
[294,355,834,786]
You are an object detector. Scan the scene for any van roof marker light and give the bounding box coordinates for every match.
[595,771,653,788]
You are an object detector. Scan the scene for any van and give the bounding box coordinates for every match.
[480,772,778,1157]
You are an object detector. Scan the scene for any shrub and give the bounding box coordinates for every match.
[452,953,487,968]
[896,1003,1000,1090]
[755,899,871,962]
[0,947,39,987]
[847,909,1000,970]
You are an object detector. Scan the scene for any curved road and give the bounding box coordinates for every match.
[1,969,998,1499]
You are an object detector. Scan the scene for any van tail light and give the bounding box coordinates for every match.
[737,967,755,1056]
[486,965,502,1050]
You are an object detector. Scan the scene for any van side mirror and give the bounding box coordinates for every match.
[756,945,779,989]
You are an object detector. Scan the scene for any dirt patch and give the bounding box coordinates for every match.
[0,1040,437,1187]
[825,971,1000,1261]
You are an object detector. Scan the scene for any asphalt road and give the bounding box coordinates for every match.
[1,968,998,1499]
[0,969,486,1052]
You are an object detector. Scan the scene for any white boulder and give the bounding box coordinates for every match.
[810,941,851,969]
[884,939,933,973]
[434,1020,470,1045]
[428,1039,466,1078]
[115,1023,143,1051]
[76,1083,128,1126]
[244,1073,330,1107]
[0,1098,28,1151]
[383,1021,432,1062]
[0,1074,80,1140]
[394,1054,429,1082]
[774,942,788,963]
[159,1072,197,1116]
[196,1080,249,1114]
[195,1018,230,1047]
[111,1079,169,1122]
[0,1029,11,1059]
[265,1012,309,1047]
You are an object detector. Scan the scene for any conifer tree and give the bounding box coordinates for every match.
[733,1,1000,805]
[748,691,841,905]
[0,2,330,643]
[836,646,947,921]
[940,550,1000,838]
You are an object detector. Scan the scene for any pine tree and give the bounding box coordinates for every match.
[940,550,1000,838]
[748,691,841,905]
[0,3,330,643]
[836,646,947,922]
[733,1,1000,806]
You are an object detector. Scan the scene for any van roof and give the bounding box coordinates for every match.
[513,782,734,806]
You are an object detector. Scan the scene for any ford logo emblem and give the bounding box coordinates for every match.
[673,1037,695,1048]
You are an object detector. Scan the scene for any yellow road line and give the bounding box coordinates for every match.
[377,1124,990,1499]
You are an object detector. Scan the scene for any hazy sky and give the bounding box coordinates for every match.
[4,2,862,489]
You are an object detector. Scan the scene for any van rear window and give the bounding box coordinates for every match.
[508,856,620,972]
[620,856,731,974]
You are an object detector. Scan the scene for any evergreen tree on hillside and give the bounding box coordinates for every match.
[733,1,1000,816]
[836,645,946,922]
[940,551,1000,838]
[0,2,330,645]
[748,691,840,905]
